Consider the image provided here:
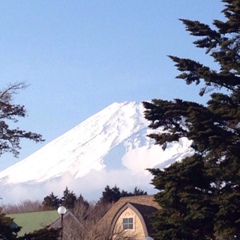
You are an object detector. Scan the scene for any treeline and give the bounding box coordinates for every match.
[2,185,147,214]
[43,185,147,210]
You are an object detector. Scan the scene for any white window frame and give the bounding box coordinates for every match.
[122,216,134,230]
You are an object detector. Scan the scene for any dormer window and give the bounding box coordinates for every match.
[123,217,134,230]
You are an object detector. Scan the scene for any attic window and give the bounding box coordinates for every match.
[123,217,134,230]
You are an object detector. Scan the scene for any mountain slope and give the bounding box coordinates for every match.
[0,101,194,203]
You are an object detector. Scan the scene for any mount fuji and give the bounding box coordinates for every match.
[0,101,194,203]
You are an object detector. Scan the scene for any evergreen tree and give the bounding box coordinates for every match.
[99,185,121,204]
[19,227,60,240]
[143,1,240,239]
[0,211,20,240]
[121,187,147,197]
[42,192,60,210]
[132,187,147,196]
[61,187,77,209]
[99,185,147,204]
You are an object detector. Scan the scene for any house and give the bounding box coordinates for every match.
[95,195,160,239]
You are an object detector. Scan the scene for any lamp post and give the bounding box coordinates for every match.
[58,206,67,240]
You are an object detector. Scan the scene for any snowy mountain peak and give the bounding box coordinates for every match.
[0,101,194,203]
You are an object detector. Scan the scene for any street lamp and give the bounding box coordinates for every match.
[58,206,67,240]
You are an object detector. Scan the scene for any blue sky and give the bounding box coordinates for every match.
[0,1,224,171]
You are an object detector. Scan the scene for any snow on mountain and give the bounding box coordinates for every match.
[0,101,194,203]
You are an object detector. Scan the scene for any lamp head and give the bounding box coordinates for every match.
[58,206,67,215]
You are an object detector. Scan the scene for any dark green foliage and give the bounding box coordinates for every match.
[99,185,121,204]
[144,1,240,239]
[19,227,60,240]
[148,155,216,240]
[132,187,147,196]
[0,211,20,240]
[42,189,89,211]
[121,187,147,197]
[61,187,77,209]
[42,192,60,210]
[0,82,44,157]
[99,185,148,204]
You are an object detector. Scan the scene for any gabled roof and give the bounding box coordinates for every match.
[50,210,81,229]
[7,210,60,237]
[97,195,160,236]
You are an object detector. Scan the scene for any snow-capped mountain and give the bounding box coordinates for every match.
[0,102,194,203]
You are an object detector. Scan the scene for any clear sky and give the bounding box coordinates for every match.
[0,1,224,171]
